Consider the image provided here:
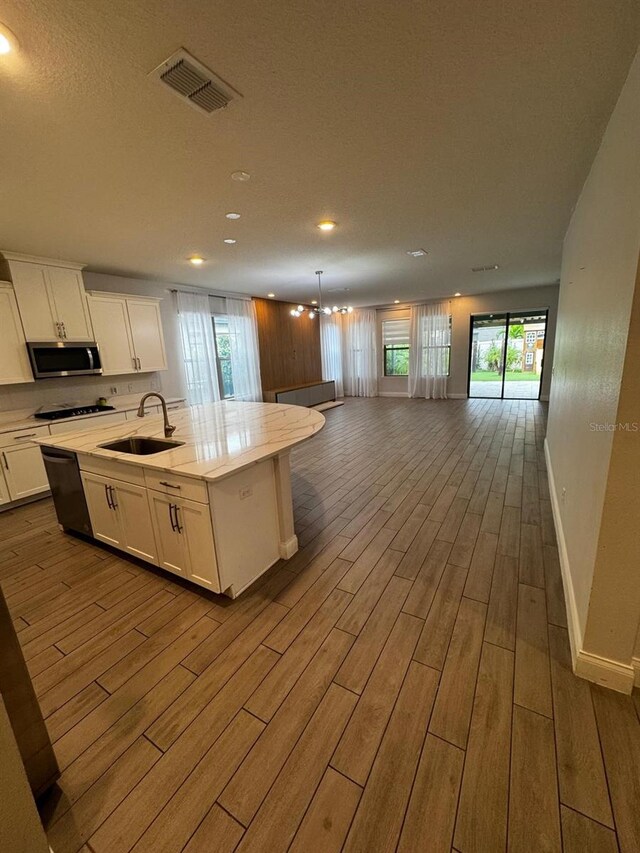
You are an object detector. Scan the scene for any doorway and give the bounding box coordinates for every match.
[467,310,548,400]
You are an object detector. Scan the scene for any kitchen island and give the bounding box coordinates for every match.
[35,401,325,598]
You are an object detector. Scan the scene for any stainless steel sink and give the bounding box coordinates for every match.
[98,436,184,455]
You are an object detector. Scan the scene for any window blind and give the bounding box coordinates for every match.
[382,318,410,345]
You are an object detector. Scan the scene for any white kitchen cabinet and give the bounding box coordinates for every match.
[1,444,49,500]
[87,292,167,375]
[0,469,10,505]
[127,299,167,372]
[4,254,93,342]
[148,490,219,590]
[0,426,51,501]
[81,471,157,561]
[81,472,122,548]
[86,294,136,375]
[0,283,33,385]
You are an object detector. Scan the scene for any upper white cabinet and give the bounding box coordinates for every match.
[87,292,167,375]
[3,254,93,342]
[0,283,33,385]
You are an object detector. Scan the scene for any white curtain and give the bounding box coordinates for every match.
[342,309,378,397]
[320,313,344,398]
[409,301,450,399]
[226,298,263,401]
[176,291,221,405]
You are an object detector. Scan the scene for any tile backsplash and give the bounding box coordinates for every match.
[0,372,163,414]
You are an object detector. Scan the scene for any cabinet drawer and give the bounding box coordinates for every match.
[0,424,50,448]
[145,469,208,504]
[78,454,146,486]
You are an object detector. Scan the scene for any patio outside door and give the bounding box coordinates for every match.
[468,310,548,400]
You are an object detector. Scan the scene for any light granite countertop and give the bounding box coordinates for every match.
[34,401,325,482]
[0,395,186,434]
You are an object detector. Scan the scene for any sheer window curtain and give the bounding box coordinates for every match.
[409,301,450,399]
[176,291,221,406]
[225,298,263,401]
[342,309,378,397]
[320,313,344,398]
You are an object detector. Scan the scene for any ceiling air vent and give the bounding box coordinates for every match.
[150,48,241,115]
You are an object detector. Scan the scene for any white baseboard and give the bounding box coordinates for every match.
[279,535,298,559]
[447,393,468,399]
[575,650,635,693]
[378,391,409,398]
[544,438,634,694]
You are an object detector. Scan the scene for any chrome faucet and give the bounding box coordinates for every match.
[137,393,176,437]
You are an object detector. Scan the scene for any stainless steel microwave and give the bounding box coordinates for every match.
[26,341,103,379]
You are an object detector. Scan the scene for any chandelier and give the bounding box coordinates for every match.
[290,271,353,319]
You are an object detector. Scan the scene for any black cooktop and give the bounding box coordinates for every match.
[34,405,116,421]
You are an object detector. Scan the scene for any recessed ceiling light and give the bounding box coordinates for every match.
[317,220,336,232]
[189,256,205,266]
[225,212,241,220]
[454,292,461,297]
[394,299,400,304]
[231,171,251,182]
[311,300,317,305]
[267,293,275,298]
[223,238,236,244]
[406,249,428,257]
[0,23,17,54]
[471,264,499,272]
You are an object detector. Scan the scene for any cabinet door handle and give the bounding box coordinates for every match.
[63,322,67,339]
[2,452,8,470]
[55,321,62,338]
[137,357,142,370]
[173,504,183,534]
[104,483,112,509]
[132,357,137,370]
[159,481,181,489]
[108,485,118,509]
[168,502,177,531]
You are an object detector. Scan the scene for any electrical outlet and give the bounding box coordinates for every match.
[109,385,119,395]
[127,383,133,393]
[239,486,253,500]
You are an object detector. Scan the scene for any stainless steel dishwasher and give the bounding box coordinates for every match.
[40,446,93,536]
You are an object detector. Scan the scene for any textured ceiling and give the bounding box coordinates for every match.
[0,0,638,306]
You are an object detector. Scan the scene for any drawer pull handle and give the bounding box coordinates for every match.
[2,452,8,470]
[14,434,37,440]
[159,481,181,489]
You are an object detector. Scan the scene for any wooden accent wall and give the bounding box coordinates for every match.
[253,298,322,394]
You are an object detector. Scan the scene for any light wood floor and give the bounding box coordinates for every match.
[2,397,640,853]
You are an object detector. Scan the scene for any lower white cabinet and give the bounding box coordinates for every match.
[81,472,157,563]
[0,427,51,501]
[148,491,219,591]
[0,471,10,505]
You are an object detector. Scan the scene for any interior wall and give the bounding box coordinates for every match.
[375,284,558,398]
[253,298,322,393]
[546,47,640,661]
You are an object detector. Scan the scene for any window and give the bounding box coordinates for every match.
[525,352,534,366]
[383,318,410,376]
[525,331,536,346]
[212,315,234,398]
[423,316,452,376]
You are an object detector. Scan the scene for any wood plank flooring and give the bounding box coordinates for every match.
[2,396,640,853]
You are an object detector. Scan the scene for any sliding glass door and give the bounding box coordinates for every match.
[468,310,548,400]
